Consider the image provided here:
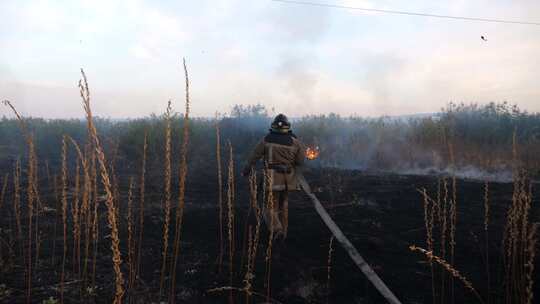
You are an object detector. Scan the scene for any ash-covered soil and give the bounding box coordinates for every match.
[1,168,539,303]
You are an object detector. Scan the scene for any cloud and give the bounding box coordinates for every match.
[1,0,539,118]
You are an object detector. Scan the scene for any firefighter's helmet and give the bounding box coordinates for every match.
[271,113,291,131]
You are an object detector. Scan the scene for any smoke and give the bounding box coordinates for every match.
[396,166,514,183]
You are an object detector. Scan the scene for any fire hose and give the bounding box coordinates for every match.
[296,171,402,304]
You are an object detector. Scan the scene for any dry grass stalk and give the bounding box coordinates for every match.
[60,136,68,303]
[82,145,93,287]
[90,146,99,288]
[136,131,147,282]
[525,223,538,304]
[216,113,224,272]
[67,136,91,282]
[79,69,125,304]
[441,177,449,304]
[169,58,191,303]
[446,139,457,304]
[420,188,436,303]
[0,173,8,266]
[500,133,535,304]
[227,141,236,301]
[409,245,484,304]
[0,173,8,210]
[248,169,261,272]
[483,181,490,304]
[243,227,254,304]
[264,166,274,302]
[127,177,135,294]
[326,236,335,303]
[72,158,81,277]
[13,159,23,259]
[207,286,284,304]
[159,100,173,298]
[2,99,38,304]
[51,173,60,266]
[42,161,52,266]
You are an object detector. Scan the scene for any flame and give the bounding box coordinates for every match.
[305,146,320,160]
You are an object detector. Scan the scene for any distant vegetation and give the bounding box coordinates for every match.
[1,101,539,179]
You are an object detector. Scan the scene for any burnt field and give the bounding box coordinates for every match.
[1,168,538,304]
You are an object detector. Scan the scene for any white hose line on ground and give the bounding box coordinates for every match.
[297,173,402,304]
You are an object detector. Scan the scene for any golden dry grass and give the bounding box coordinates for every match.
[169,58,191,303]
[79,69,125,304]
[216,113,224,273]
[159,100,173,298]
[60,136,68,303]
[409,245,484,304]
[227,141,236,302]
[136,131,147,283]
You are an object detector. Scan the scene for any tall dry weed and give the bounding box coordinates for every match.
[13,159,22,259]
[159,100,173,298]
[169,58,191,303]
[2,99,38,304]
[136,131,147,282]
[127,177,135,294]
[326,236,335,303]
[216,114,224,272]
[483,181,490,304]
[409,245,484,304]
[0,174,8,210]
[67,136,91,281]
[264,166,274,302]
[79,69,124,304]
[227,141,235,303]
[421,188,436,303]
[60,136,68,303]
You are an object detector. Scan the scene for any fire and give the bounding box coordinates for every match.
[305,146,320,160]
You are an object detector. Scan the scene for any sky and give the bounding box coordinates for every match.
[1,0,539,118]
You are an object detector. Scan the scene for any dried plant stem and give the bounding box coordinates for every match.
[441,177,449,304]
[420,188,436,303]
[248,169,261,272]
[243,227,254,304]
[448,140,457,304]
[60,136,68,303]
[67,136,91,285]
[326,236,335,303]
[264,167,274,302]
[525,223,538,304]
[409,245,484,304]
[0,173,8,210]
[483,181,490,304]
[159,100,173,298]
[216,114,224,272]
[207,286,284,304]
[136,131,147,283]
[0,173,8,266]
[72,159,81,278]
[82,146,92,288]
[127,177,135,295]
[169,58,191,303]
[227,141,236,303]
[79,69,124,304]
[90,148,99,288]
[51,173,60,266]
[13,159,23,261]
[2,100,38,304]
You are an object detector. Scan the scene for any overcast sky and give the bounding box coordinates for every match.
[1,0,539,118]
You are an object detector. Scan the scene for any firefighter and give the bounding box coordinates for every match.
[242,114,305,239]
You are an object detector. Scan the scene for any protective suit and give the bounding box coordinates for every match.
[243,114,305,239]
